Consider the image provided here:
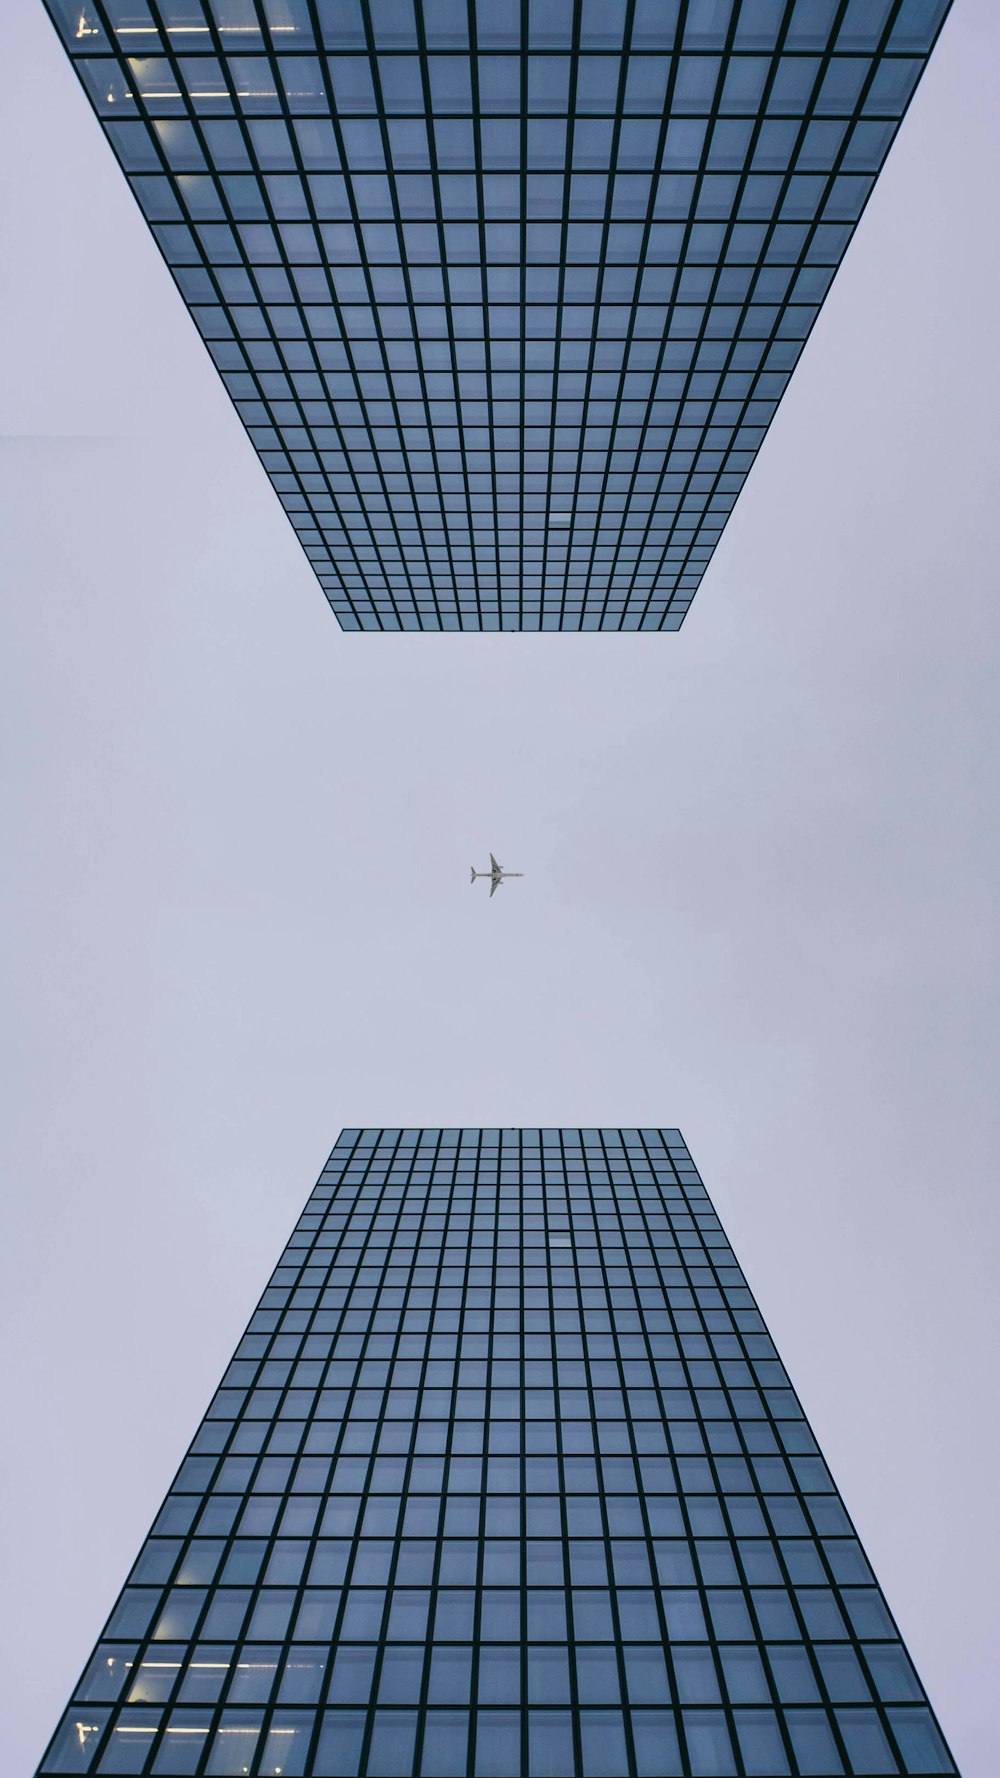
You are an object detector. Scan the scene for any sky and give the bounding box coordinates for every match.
[1,2,998,1774]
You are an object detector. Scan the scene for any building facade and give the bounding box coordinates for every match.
[45,1,950,630]
[38,1127,955,1777]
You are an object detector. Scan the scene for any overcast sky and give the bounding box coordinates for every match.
[2,3,998,1774]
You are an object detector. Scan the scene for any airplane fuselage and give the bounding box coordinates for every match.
[471,857,523,895]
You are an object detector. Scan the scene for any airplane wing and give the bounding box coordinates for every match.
[489,875,501,897]
[490,853,501,872]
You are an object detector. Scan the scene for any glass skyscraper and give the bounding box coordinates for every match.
[44,1,950,631]
[37,1127,956,1777]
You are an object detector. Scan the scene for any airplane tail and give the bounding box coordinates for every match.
[470,867,476,883]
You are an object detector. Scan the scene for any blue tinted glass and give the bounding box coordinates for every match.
[35,1132,957,1778]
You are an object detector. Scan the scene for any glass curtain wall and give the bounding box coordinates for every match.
[37,1127,957,1776]
[43,2,951,629]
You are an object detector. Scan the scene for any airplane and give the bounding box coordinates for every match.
[471,854,523,898]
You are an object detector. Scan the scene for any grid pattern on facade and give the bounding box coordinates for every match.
[38,1128,956,1777]
[45,1,950,631]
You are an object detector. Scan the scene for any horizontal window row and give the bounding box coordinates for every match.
[300,577,711,589]
[316,1181,698,1188]
[74,1649,927,1725]
[263,1286,749,1305]
[332,616,690,627]
[130,1532,864,1586]
[348,1141,673,1156]
[323,1153,692,1160]
[323,597,690,611]
[121,1556,868,1610]
[310,576,699,586]
[56,0,948,58]
[248,1306,764,1332]
[299,561,712,573]
[317,582,697,593]
[237,1320,769,1346]
[45,1700,953,1776]
[207,328,804,364]
[255,1302,756,1319]
[313,1176,703,1186]
[268,1237,743,1265]
[330,1143,688,1154]
[265,480,747,501]
[132,1519,865,1562]
[289,1210,718,1228]
[141,1513,859,1567]
[228,1333,776,1361]
[214,1385,783,1412]
[74,1634,927,1709]
[256,1291,753,1312]
[108,1579,897,1644]
[219,533,709,549]
[319,599,692,609]
[104,115,900,177]
[316,1170,695,1179]
[157,1492,847,1538]
[329,1129,685,1140]
[320,1166,698,1186]
[262,1268,759,1292]
[248,434,765,458]
[192,1449,813,1486]
[292,1203,717,1220]
[328,1135,684,1145]
[318,1160,695,1168]
[248,1294,760,1315]
[264,1266,753,1286]
[276,1254,730,1267]
[276,1223,733,1238]
[244,1322,768,1346]
[213,365,799,404]
[321,580,694,589]
[196,298,820,327]
[326,615,692,627]
[303,1191,702,1199]
[278,1232,737,1252]
[233,1354,773,1380]
[124,166,874,227]
[58,0,947,51]
[219,1362,777,1393]
[315,1175,696,1185]
[317,1177,696,1186]
[255,1283,750,1303]
[265,1255,747,1275]
[252,442,765,465]
[203,1397,794,1433]
[212,1377,773,1403]
[329,599,690,608]
[239,381,779,407]
[136,1532,857,1594]
[153,221,851,269]
[84,1623,925,1681]
[338,1177,715,1189]
[325,591,694,601]
[290,1211,720,1223]
[262,1267,750,1285]
[331,1134,686,1147]
[271,1232,740,1254]
[264,1266,748,1287]
[173,1423,821,1473]
[76,50,927,124]
[295,529,733,544]
[269,1242,740,1260]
